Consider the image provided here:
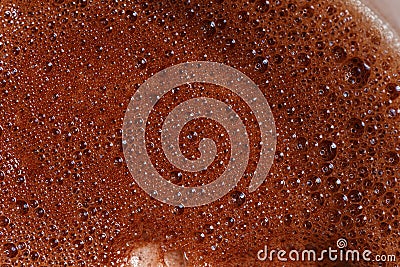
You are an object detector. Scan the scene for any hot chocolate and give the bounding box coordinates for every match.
[0,0,398,266]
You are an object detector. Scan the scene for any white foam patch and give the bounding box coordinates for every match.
[121,243,187,267]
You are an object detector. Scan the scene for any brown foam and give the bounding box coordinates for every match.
[0,0,399,266]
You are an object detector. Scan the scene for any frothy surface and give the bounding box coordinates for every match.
[0,0,399,266]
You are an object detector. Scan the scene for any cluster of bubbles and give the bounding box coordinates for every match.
[0,0,399,265]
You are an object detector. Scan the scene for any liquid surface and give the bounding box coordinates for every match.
[0,0,399,266]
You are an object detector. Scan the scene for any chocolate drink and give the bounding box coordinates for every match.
[0,0,399,266]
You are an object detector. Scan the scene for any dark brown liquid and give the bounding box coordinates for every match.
[0,0,399,266]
